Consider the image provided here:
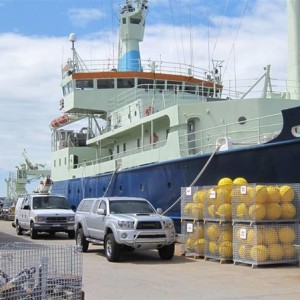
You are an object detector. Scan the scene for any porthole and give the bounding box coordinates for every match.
[238,116,247,125]
[119,185,123,192]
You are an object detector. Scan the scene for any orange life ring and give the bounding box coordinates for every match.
[144,106,154,116]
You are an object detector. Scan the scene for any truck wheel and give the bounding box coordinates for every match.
[76,228,89,252]
[16,221,23,236]
[30,223,38,239]
[158,242,175,260]
[105,233,121,262]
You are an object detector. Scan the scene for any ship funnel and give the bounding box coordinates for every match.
[287,0,300,99]
[118,0,148,71]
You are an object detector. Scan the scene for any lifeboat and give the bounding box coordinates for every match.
[50,114,70,128]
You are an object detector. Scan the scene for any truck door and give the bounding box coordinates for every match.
[87,199,103,239]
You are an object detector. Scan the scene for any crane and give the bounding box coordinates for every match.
[5,150,51,200]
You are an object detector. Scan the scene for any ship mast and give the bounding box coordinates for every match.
[118,0,148,71]
[287,0,300,99]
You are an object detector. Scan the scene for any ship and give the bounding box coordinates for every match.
[50,0,300,225]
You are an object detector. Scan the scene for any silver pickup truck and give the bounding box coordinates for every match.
[74,196,176,262]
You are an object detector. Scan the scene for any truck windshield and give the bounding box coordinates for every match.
[109,200,156,214]
[32,196,71,210]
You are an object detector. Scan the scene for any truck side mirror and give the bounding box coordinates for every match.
[157,208,163,215]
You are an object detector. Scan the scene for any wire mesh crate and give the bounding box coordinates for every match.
[0,243,83,300]
[181,186,204,220]
[233,223,299,266]
[179,220,204,256]
[203,186,232,222]
[231,183,300,223]
[204,221,233,262]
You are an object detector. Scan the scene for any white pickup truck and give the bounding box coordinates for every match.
[74,196,176,262]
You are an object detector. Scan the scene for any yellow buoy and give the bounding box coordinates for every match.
[191,203,203,219]
[238,244,250,259]
[233,177,248,185]
[278,226,296,244]
[219,230,233,242]
[249,204,267,221]
[281,203,296,219]
[266,203,282,220]
[194,238,205,254]
[209,241,218,255]
[216,203,232,220]
[263,228,278,245]
[250,245,268,262]
[279,185,295,203]
[206,224,220,241]
[250,185,268,204]
[218,177,233,191]
[268,244,284,261]
[183,202,193,216]
[266,186,281,203]
[235,203,249,219]
[219,241,233,258]
[247,228,264,245]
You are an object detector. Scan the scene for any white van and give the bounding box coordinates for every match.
[14,193,75,239]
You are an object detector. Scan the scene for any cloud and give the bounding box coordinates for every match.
[68,8,105,28]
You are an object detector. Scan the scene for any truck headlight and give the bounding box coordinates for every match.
[68,216,75,221]
[118,221,134,228]
[164,220,174,229]
[35,216,45,222]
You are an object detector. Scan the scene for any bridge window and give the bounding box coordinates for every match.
[76,79,93,90]
[138,78,154,89]
[97,79,114,89]
[117,78,135,88]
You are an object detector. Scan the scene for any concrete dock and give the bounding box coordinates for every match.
[0,220,300,299]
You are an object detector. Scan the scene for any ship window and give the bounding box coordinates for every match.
[64,157,67,165]
[130,17,140,24]
[167,182,172,190]
[59,159,61,166]
[97,79,114,89]
[137,78,154,89]
[167,81,182,90]
[76,79,93,90]
[117,145,120,153]
[185,84,196,94]
[155,80,165,90]
[238,116,247,125]
[137,138,140,148]
[140,184,144,191]
[122,18,126,24]
[117,78,135,88]
[54,160,56,167]
[123,143,126,152]
[119,185,123,192]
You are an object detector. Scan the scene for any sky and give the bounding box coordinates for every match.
[0,0,288,197]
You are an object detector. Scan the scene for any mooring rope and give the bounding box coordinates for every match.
[163,144,221,215]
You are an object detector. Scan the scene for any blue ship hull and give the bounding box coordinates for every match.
[51,137,300,221]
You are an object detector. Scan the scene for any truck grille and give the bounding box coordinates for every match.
[136,221,162,230]
[45,217,68,223]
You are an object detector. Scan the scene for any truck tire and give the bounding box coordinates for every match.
[76,228,89,252]
[15,221,23,236]
[158,242,175,260]
[30,222,38,239]
[105,233,121,262]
